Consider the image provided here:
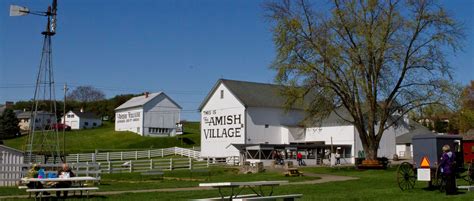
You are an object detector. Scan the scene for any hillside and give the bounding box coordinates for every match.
[3,122,200,154]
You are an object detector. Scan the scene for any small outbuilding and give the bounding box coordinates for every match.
[61,109,102,129]
[0,145,24,186]
[115,92,182,137]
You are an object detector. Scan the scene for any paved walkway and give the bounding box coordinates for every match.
[0,172,357,199]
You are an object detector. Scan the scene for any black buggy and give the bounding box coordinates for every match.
[397,133,474,191]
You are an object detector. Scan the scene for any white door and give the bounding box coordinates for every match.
[71,121,79,129]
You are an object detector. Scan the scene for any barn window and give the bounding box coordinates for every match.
[84,122,89,126]
[220,90,224,99]
[93,122,97,126]
[265,124,269,128]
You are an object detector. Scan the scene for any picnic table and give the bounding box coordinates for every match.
[199,180,289,200]
[21,176,100,200]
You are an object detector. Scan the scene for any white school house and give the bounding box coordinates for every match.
[199,79,421,165]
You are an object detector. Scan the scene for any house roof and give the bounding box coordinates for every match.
[460,129,474,140]
[70,110,100,119]
[0,105,5,114]
[199,79,306,111]
[396,121,432,144]
[115,92,182,111]
[0,145,24,155]
[16,111,54,119]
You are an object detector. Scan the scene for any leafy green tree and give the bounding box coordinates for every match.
[460,81,474,133]
[265,0,463,161]
[0,109,20,140]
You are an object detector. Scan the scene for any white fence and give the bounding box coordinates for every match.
[66,147,201,163]
[98,158,210,173]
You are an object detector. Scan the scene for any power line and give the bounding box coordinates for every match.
[0,83,207,95]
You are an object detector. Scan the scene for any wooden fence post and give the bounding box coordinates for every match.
[129,160,133,173]
[135,151,138,160]
[150,159,153,170]
[148,150,151,159]
[120,152,123,161]
[161,149,164,158]
[76,154,79,163]
[189,158,192,170]
[170,158,173,170]
[108,161,112,174]
[86,162,90,177]
[107,152,110,161]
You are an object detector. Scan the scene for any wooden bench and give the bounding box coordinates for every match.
[193,194,258,200]
[141,170,164,180]
[242,194,303,201]
[27,187,99,200]
[190,169,211,181]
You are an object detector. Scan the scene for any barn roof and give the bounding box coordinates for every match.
[115,92,182,111]
[199,79,306,111]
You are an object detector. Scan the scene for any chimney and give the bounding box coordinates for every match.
[5,101,13,109]
[80,108,84,113]
[145,92,149,98]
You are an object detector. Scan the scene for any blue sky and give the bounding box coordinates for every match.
[0,0,473,121]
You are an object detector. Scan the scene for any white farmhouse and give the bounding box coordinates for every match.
[16,111,55,131]
[61,109,102,129]
[115,92,182,137]
[199,79,423,165]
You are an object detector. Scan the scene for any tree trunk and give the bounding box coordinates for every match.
[357,126,380,165]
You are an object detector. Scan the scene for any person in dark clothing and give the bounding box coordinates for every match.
[55,163,75,198]
[440,145,456,195]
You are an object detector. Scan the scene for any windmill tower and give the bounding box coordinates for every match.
[10,0,62,164]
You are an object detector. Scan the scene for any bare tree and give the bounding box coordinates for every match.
[67,86,106,102]
[265,0,464,161]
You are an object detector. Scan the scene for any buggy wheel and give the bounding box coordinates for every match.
[397,162,416,191]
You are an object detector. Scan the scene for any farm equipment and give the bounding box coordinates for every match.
[397,133,474,191]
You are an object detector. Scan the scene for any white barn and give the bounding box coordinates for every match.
[61,109,102,130]
[199,79,421,165]
[115,92,182,137]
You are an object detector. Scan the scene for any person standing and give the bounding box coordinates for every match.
[440,145,456,195]
[297,152,303,166]
[55,163,75,198]
[335,151,341,165]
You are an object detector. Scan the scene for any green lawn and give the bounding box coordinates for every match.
[2,166,474,200]
[0,166,315,198]
[2,167,474,201]
[3,122,201,153]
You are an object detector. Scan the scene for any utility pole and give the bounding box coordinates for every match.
[63,83,68,161]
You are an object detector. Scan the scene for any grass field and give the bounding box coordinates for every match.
[3,122,201,153]
[0,166,315,197]
[2,166,474,200]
